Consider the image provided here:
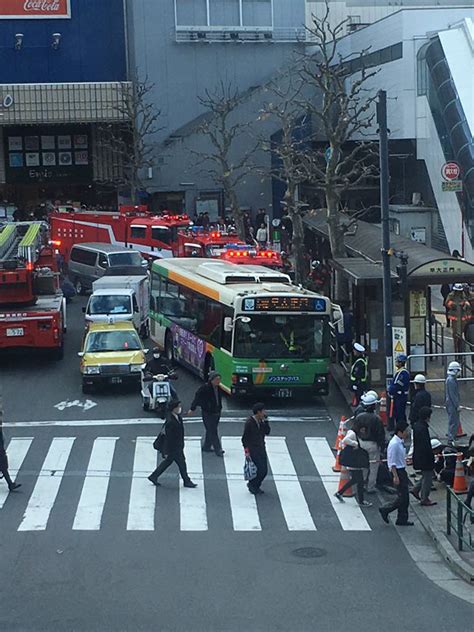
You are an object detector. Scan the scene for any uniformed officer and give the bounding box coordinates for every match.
[350,343,368,406]
[388,354,410,429]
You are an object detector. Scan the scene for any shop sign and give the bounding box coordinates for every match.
[0,95,14,109]
[441,180,462,192]
[0,0,71,19]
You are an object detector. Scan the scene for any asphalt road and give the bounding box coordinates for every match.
[1,298,473,632]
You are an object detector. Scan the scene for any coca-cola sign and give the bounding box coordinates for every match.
[0,0,71,19]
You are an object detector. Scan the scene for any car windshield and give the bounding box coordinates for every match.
[85,330,142,353]
[234,314,329,359]
[88,295,131,315]
[108,252,143,267]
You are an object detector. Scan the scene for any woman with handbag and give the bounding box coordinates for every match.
[335,424,372,507]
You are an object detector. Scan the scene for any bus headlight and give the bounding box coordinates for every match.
[232,373,251,385]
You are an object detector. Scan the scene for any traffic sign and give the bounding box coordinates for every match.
[441,162,460,181]
[392,327,407,361]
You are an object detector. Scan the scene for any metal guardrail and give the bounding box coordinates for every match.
[446,486,474,552]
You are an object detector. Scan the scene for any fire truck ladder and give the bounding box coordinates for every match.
[0,222,43,265]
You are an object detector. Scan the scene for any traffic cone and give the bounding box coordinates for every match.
[456,419,467,438]
[379,392,388,426]
[337,467,355,497]
[333,416,346,451]
[452,453,468,493]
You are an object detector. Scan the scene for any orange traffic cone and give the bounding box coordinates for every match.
[337,467,355,497]
[333,416,346,451]
[452,453,468,493]
[379,392,388,427]
[456,419,467,438]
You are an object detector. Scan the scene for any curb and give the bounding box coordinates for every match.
[329,365,474,585]
[410,501,474,585]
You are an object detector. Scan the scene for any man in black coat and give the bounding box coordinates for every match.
[410,407,436,506]
[148,400,197,488]
[409,374,432,426]
[242,402,271,495]
[0,413,21,492]
[189,371,224,456]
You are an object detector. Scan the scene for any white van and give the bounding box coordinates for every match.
[68,243,146,294]
[84,274,150,337]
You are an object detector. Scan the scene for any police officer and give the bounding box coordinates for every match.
[388,354,410,430]
[350,343,368,406]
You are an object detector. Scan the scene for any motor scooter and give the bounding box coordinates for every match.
[141,368,178,417]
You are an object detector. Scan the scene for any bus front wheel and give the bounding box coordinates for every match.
[204,354,215,381]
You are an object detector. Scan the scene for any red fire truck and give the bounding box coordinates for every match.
[0,222,66,359]
[175,227,283,269]
[50,205,191,261]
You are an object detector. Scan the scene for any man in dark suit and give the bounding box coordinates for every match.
[148,400,197,488]
[189,371,224,456]
[410,407,436,506]
[0,406,21,493]
[242,402,271,495]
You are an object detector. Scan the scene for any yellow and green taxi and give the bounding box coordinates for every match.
[79,321,146,393]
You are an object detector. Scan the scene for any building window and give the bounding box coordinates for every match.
[175,0,273,29]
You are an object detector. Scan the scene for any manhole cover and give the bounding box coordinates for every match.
[292,547,326,559]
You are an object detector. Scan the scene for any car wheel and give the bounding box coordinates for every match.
[82,381,92,394]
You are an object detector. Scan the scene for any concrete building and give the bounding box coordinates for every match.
[0,0,128,210]
[325,7,474,261]
[126,0,308,217]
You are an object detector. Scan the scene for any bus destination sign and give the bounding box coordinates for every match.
[242,296,327,312]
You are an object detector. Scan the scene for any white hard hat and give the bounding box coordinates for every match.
[448,361,461,372]
[413,374,426,384]
[361,391,379,406]
[453,283,464,291]
[365,390,379,400]
[354,342,365,353]
[431,439,442,450]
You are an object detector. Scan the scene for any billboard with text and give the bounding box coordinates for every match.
[0,0,71,19]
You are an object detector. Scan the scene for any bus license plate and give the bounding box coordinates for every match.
[6,328,24,337]
[276,388,293,398]
[110,377,122,384]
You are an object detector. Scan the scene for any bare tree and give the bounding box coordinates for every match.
[295,1,380,295]
[257,78,316,284]
[97,76,161,204]
[191,82,258,239]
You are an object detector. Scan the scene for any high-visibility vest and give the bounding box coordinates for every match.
[351,357,368,383]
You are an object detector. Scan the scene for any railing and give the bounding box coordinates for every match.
[447,486,474,552]
[426,316,445,359]
[329,324,351,375]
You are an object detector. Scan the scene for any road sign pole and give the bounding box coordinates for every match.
[377,90,393,384]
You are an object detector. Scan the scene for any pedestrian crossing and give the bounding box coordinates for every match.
[1,435,378,533]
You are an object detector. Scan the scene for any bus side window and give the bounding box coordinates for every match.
[221,308,233,352]
[151,271,161,313]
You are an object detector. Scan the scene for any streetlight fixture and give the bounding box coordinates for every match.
[14,33,24,51]
[51,33,62,50]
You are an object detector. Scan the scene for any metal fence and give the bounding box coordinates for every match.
[446,486,474,552]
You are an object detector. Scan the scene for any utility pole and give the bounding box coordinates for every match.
[377,90,393,383]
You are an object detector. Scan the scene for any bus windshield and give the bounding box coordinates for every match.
[234,314,329,359]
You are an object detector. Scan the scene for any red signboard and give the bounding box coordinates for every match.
[0,0,71,19]
[441,161,461,181]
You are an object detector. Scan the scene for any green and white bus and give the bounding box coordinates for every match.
[149,258,341,398]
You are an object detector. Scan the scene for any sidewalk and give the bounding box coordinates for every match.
[330,363,474,585]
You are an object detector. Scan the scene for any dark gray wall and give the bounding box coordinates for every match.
[126,0,306,215]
